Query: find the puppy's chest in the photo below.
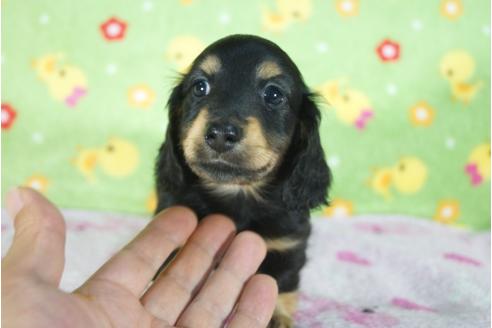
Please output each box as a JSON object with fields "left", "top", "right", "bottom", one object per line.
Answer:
{"left": 179, "top": 189, "right": 306, "bottom": 238}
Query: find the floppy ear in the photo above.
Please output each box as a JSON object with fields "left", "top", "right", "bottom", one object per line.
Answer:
{"left": 154, "top": 83, "right": 187, "bottom": 204}
{"left": 282, "top": 93, "right": 332, "bottom": 211}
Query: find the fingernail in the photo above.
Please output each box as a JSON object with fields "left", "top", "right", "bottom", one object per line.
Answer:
{"left": 6, "top": 187, "right": 25, "bottom": 219}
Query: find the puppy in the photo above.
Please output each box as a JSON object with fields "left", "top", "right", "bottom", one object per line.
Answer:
{"left": 155, "top": 34, "right": 331, "bottom": 327}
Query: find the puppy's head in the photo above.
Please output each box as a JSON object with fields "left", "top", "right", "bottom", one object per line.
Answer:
{"left": 159, "top": 35, "right": 330, "bottom": 206}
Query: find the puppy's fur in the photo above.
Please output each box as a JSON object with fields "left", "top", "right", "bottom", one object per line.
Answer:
{"left": 155, "top": 34, "right": 331, "bottom": 327}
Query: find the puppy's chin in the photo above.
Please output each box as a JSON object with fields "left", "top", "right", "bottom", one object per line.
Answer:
{"left": 188, "top": 159, "right": 273, "bottom": 185}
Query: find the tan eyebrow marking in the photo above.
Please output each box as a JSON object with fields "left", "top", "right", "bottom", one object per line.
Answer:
{"left": 198, "top": 55, "right": 221, "bottom": 75}
{"left": 256, "top": 61, "right": 282, "bottom": 79}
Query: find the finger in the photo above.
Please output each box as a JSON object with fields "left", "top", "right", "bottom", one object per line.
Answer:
{"left": 141, "top": 215, "right": 236, "bottom": 325}
{"left": 2, "top": 187, "right": 66, "bottom": 285}
{"left": 228, "top": 274, "right": 278, "bottom": 328}
{"left": 176, "top": 231, "right": 266, "bottom": 328}
{"left": 79, "top": 207, "right": 197, "bottom": 296}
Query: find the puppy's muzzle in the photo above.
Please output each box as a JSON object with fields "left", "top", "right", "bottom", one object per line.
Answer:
{"left": 205, "top": 122, "right": 243, "bottom": 153}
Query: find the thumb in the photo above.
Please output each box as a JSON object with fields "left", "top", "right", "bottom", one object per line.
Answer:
{"left": 3, "top": 187, "right": 66, "bottom": 286}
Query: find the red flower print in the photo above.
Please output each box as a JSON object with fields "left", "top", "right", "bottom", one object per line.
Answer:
{"left": 1, "top": 103, "right": 17, "bottom": 130}
{"left": 376, "top": 39, "right": 400, "bottom": 62}
{"left": 100, "top": 17, "right": 127, "bottom": 41}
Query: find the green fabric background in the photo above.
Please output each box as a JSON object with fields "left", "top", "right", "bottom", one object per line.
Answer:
{"left": 2, "top": 0, "right": 490, "bottom": 229}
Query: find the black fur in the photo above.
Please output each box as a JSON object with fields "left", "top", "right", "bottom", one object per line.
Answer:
{"left": 154, "top": 34, "right": 331, "bottom": 326}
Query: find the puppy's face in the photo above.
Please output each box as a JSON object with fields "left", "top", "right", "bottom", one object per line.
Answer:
{"left": 176, "top": 36, "right": 306, "bottom": 187}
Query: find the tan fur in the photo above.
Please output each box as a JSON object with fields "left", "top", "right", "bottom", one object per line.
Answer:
{"left": 182, "top": 108, "right": 208, "bottom": 161}
{"left": 271, "top": 292, "right": 298, "bottom": 327}
{"left": 265, "top": 238, "right": 300, "bottom": 252}
{"left": 203, "top": 181, "right": 266, "bottom": 201}
{"left": 257, "top": 61, "right": 282, "bottom": 79}
{"left": 183, "top": 113, "right": 280, "bottom": 190}
{"left": 199, "top": 55, "right": 221, "bottom": 75}
{"left": 243, "top": 117, "right": 277, "bottom": 169}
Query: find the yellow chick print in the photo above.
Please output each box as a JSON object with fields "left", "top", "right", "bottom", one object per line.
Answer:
{"left": 318, "top": 80, "right": 374, "bottom": 130}
{"left": 392, "top": 157, "right": 428, "bottom": 194}
{"left": 440, "top": 50, "right": 482, "bottom": 105}
{"left": 276, "top": 0, "right": 312, "bottom": 21}
{"left": 262, "top": 0, "right": 312, "bottom": 32}
{"left": 368, "top": 157, "right": 428, "bottom": 199}
{"left": 367, "top": 167, "right": 393, "bottom": 200}
{"left": 165, "top": 36, "right": 205, "bottom": 73}
{"left": 465, "top": 143, "right": 490, "bottom": 186}
{"left": 73, "top": 137, "right": 140, "bottom": 181}
{"left": 72, "top": 148, "right": 99, "bottom": 182}
{"left": 32, "top": 53, "right": 88, "bottom": 108}
{"left": 261, "top": 7, "right": 290, "bottom": 32}
{"left": 99, "top": 138, "right": 140, "bottom": 177}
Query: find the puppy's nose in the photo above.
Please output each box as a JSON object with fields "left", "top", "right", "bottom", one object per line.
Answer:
{"left": 205, "top": 123, "right": 242, "bottom": 153}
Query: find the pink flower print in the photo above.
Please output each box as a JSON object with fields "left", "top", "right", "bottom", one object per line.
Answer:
{"left": 355, "top": 223, "right": 385, "bottom": 234}
{"left": 443, "top": 253, "right": 482, "bottom": 266}
{"left": 391, "top": 298, "right": 436, "bottom": 312}
{"left": 337, "top": 251, "right": 371, "bottom": 266}
{"left": 295, "top": 294, "right": 400, "bottom": 328}
{"left": 343, "top": 308, "right": 399, "bottom": 327}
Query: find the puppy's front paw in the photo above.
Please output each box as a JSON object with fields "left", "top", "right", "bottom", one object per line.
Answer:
{"left": 268, "top": 311, "right": 294, "bottom": 328}
{"left": 268, "top": 291, "right": 298, "bottom": 328}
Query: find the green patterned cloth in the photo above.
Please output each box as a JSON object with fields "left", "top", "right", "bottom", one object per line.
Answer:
{"left": 2, "top": 0, "right": 490, "bottom": 229}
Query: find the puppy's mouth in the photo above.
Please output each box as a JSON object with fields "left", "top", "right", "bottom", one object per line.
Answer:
{"left": 191, "top": 158, "right": 272, "bottom": 184}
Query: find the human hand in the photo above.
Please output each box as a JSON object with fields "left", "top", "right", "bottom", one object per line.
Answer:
{"left": 2, "top": 187, "right": 277, "bottom": 328}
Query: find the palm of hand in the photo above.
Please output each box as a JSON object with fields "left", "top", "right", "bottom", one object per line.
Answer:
{"left": 2, "top": 188, "right": 277, "bottom": 328}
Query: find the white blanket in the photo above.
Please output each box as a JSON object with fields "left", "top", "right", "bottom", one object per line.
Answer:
{"left": 2, "top": 210, "right": 490, "bottom": 327}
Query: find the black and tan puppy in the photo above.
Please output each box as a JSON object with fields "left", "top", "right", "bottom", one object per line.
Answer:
{"left": 155, "top": 34, "right": 331, "bottom": 327}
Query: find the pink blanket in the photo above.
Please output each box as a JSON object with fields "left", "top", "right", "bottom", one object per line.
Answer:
{"left": 2, "top": 211, "right": 490, "bottom": 327}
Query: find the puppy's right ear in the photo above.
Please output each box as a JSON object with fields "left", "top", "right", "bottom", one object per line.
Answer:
{"left": 155, "top": 82, "right": 185, "bottom": 199}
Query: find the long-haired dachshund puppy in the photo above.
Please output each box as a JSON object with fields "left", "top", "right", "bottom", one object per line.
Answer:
{"left": 155, "top": 34, "right": 331, "bottom": 327}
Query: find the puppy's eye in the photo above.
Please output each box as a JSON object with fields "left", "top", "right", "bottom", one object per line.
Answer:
{"left": 263, "top": 85, "right": 285, "bottom": 106}
{"left": 192, "top": 80, "right": 210, "bottom": 97}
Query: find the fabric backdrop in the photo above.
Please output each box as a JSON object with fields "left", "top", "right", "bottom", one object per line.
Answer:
{"left": 2, "top": 0, "right": 490, "bottom": 230}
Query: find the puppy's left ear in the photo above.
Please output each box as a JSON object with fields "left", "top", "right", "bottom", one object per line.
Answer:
{"left": 282, "top": 92, "right": 331, "bottom": 211}
{"left": 154, "top": 82, "right": 186, "bottom": 209}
